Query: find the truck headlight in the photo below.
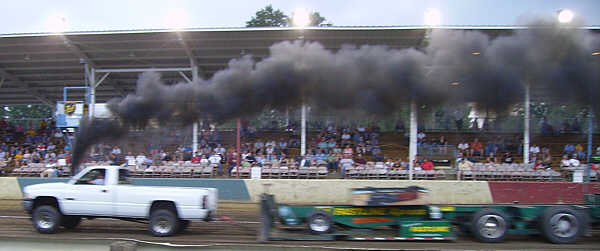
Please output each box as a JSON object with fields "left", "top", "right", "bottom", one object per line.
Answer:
{"left": 278, "top": 206, "right": 292, "bottom": 217}
{"left": 22, "top": 192, "right": 31, "bottom": 200}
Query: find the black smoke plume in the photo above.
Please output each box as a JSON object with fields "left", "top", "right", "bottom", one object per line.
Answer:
{"left": 71, "top": 18, "right": 600, "bottom": 170}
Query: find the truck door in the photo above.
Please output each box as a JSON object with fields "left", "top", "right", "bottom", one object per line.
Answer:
{"left": 61, "top": 168, "right": 113, "bottom": 216}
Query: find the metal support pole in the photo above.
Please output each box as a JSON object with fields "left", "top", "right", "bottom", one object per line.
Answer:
{"left": 301, "top": 104, "right": 307, "bottom": 156}
{"left": 586, "top": 109, "right": 593, "bottom": 183}
{"left": 524, "top": 84, "right": 530, "bottom": 164}
{"left": 192, "top": 123, "right": 198, "bottom": 155}
{"left": 236, "top": 118, "right": 241, "bottom": 178}
{"left": 89, "top": 67, "right": 96, "bottom": 119}
{"left": 409, "top": 101, "right": 418, "bottom": 180}
{"left": 191, "top": 62, "right": 199, "bottom": 156}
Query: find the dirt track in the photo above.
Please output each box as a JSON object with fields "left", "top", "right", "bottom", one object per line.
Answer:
{"left": 0, "top": 202, "right": 599, "bottom": 250}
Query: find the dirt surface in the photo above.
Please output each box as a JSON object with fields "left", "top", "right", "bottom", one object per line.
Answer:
{"left": 1, "top": 202, "right": 599, "bottom": 250}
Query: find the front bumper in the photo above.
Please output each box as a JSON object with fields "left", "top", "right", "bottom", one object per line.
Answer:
{"left": 23, "top": 199, "right": 33, "bottom": 213}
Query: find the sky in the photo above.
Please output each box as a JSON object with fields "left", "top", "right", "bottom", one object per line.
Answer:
{"left": 1, "top": 0, "right": 599, "bottom": 34}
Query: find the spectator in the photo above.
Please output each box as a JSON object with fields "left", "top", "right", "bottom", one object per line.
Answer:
{"left": 575, "top": 144, "right": 585, "bottom": 159}
{"left": 568, "top": 155, "right": 581, "bottom": 169}
{"left": 458, "top": 141, "right": 469, "bottom": 156}
{"left": 534, "top": 159, "right": 546, "bottom": 170}
{"left": 40, "top": 165, "right": 59, "bottom": 178}
{"left": 470, "top": 138, "right": 483, "bottom": 157}
{"left": 372, "top": 146, "right": 384, "bottom": 162}
{"left": 420, "top": 158, "right": 434, "bottom": 171}
{"left": 191, "top": 153, "right": 202, "bottom": 164}
{"left": 355, "top": 154, "right": 367, "bottom": 166}
{"left": 326, "top": 152, "right": 339, "bottom": 173}
{"left": 135, "top": 152, "right": 146, "bottom": 166}
{"left": 501, "top": 152, "right": 513, "bottom": 164}
{"left": 343, "top": 145, "right": 353, "bottom": 157}
{"left": 385, "top": 158, "right": 395, "bottom": 169}
{"left": 563, "top": 144, "right": 575, "bottom": 155}
{"left": 339, "top": 156, "right": 354, "bottom": 178}
{"left": 453, "top": 108, "right": 464, "bottom": 131}
{"left": 486, "top": 153, "right": 498, "bottom": 164}
{"left": 111, "top": 146, "right": 121, "bottom": 155}
{"left": 209, "top": 153, "right": 223, "bottom": 175}
{"left": 529, "top": 144, "right": 540, "bottom": 158}
{"left": 560, "top": 155, "right": 570, "bottom": 169}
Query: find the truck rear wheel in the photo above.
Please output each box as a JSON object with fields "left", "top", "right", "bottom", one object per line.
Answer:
{"left": 471, "top": 208, "right": 509, "bottom": 243}
{"left": 32, "top": 205, "right": 62, "bottom": 234}
{"left": 61, "top": 216, "right": 82, "bottom": 229}
{"left": 149, "top": 209, "right": 180, "bottom": 237}
{"left": 307, "top": 210, "right": 333, "bottom": 234}
{"left": 540, "top": 206, "right": 582, "bottom": 244}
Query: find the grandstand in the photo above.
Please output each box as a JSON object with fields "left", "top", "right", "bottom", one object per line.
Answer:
{"left": 0, "top": 26, "right": 599, "bottom": 181}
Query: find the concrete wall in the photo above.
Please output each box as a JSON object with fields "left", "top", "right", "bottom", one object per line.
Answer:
{"left": 0, "top": 177, "right": 22, "bottom": 200}
{"left": 244, "top": 179, "right": 493, "bottom": 205}
{"left": 2, "top": 177, "right": 597, "bottom": 206}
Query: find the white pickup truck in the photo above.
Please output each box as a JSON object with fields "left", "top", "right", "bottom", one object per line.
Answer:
{"left": 22, "top": 166, "right": 218, "bottom": 236}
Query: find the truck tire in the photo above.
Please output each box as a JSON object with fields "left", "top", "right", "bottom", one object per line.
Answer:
{"left": 61, "top": 216, "right": 82, "bottom": 230}
{"left": 307, "top": 210, "right": 333, "bottom": 234}
{"left": 471, "top": 208, "right": 509, "bottom": 243}
{"left": 540, "top": 206, "right": 582, "bottom": 244}
{"left": 32, "top": 205, "right": 62, "bottom": 234}
{"left": 149, "top": 209, "right": 180, "bottom": 237}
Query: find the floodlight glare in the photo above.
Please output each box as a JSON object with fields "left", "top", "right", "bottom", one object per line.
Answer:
{"left": 558, "top": 9, "right": 574, "bottom": 23}
{"left": 292, "top": 8, "right": 310, "bottom": 28}
{"left": 424, "top": 8, "right": 441, "bottom": 26}
{"left": 164, "top": 8, "right": 188, "bottom": 30}
{"left": 46, "top": 13, "right": 68, "bottom": 33}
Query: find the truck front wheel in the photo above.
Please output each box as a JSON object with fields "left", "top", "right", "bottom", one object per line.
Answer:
{"left": 32, "top": 205, "right": 62, "bottom": 234}
{"left": 307, "top": 210, "right": 333, "bottom": 234}
{"left": 149, "top": 209, "right": 180, "bottom": 237}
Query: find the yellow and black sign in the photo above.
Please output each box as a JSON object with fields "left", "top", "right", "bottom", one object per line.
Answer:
{"left": 332, "top": 207, "right": 426, "bottom": 216}
{"left": 64, "top": 102, "right": 77, "bottom": 115}
{"left": 409, "top": 226, "right": 450, "bottom": 232}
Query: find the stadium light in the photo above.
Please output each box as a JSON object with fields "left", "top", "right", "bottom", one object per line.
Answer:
{"left": 164, "top": 8, "right": 188, "bottom": 30}
{"left": 471, "top": 52, "right": 481, "bottom": 55}
{"left": 592, "top": 51, "right": 600, "bottom": 56}
{"left": 450, "top": 82, "right": 460, "bottom": 86}
{"left": 292, "top": 8, "right": 310, "bottom": 28}
{"left": 424, "top": 8, "right": 441, "bottom": 26}
{"left": 45, "top": 13, "right": 68, "bottom": 33}
{"left": 557, "top": 9, "right": 574, "bottom": 23}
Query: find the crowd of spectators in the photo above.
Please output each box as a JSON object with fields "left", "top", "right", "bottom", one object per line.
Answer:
{"left": 2, "top": 116, "right": 600, "bottom": 180}
{"left": 0, "top": 119, "right": 69, "bottom": 176}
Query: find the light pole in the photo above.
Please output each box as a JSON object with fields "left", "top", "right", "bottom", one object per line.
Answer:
{"left": 292, "top": 9, "right": 310, "bottom": 157}
{"left": 557, "top": 9, "right": 574, "bottom": 24}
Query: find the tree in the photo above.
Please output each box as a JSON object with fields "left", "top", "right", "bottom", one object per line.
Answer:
{"left": 246, "top": 5, "right": 330, "bottom": 28}
{"left": 3, "top": 105, "right": 53, "bottom": 120}
{"left": 246, "top": 5, "right": 288, "bottom": 27}
{"left": 288, "top": 11, "right": 328, "bottom": 27}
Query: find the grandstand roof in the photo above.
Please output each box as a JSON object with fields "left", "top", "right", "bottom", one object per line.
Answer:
{"left": 0, "top": 26, "right": 598, "bottom": 106}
